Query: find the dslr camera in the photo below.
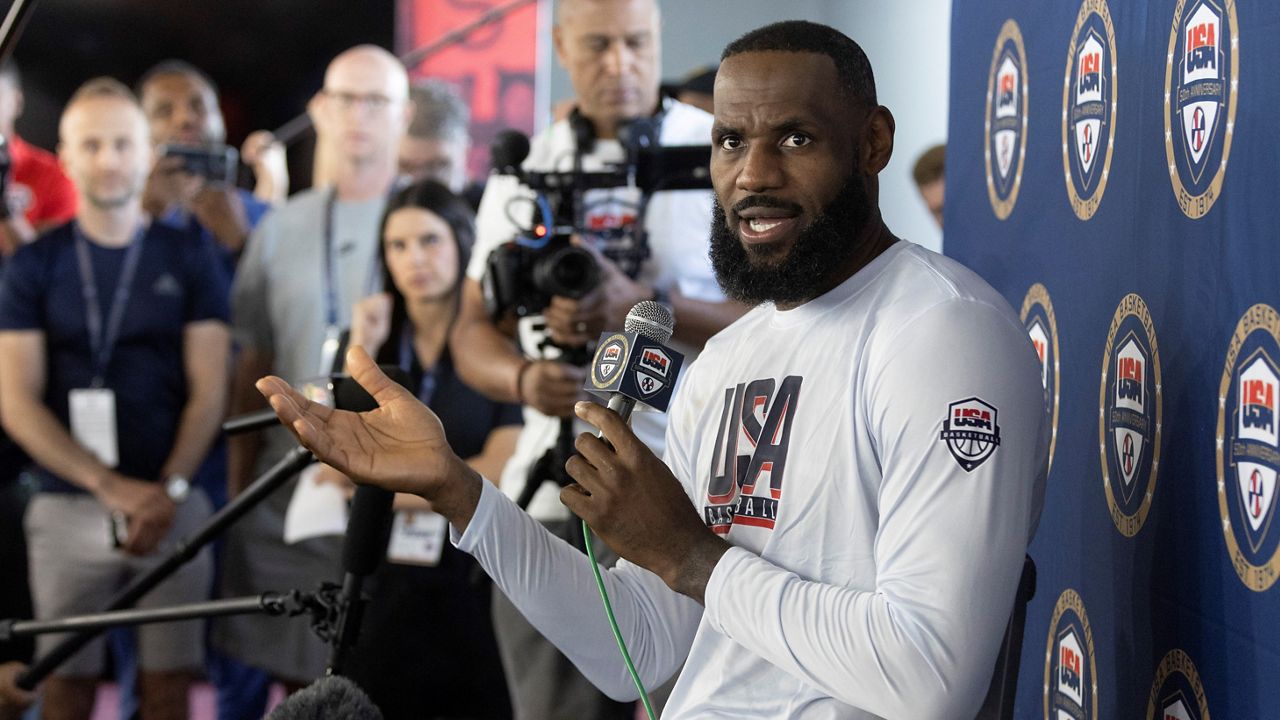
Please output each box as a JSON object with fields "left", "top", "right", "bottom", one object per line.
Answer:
{"left": 481, "top": 117, "right": 711, "bottom": 321}
{"left": 157, "top": 143, "right": 239, "bottom": 185}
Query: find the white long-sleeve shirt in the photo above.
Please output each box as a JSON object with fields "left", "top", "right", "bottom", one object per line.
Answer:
{"left": 455, "top": 241, "right": 1048, "bottom": 719}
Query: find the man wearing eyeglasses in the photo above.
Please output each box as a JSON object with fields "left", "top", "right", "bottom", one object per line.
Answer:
{"left": 214, "top": 44, "right": 412, "bottom": 692}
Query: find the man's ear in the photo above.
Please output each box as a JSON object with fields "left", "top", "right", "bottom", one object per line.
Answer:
{"left": 860, "top": 106, "right": 895, "bottom": 176}
{"left": 552, "top": 24, "right": 568, "bottom": 69}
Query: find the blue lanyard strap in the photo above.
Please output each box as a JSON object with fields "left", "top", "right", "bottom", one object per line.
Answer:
{"left": 73, "top": 223, "right": 147, "bottom": 386}
{"left": 398, "top": 327, "right": 438, "bottom": 406}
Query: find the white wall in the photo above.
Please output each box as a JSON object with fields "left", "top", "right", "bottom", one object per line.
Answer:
{"left": 546, "top": 0, "right": 951, "bottom": 252}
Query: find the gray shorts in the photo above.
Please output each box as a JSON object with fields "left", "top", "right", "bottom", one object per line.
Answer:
{"left": 24, "top": 490, "right": 213, "bottom": 677}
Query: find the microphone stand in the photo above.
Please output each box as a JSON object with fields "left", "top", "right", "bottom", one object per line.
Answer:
{"left": 1, "top": 591, "right": 336, "bottom": 643}
{"left": 14, "top": 446, "right": 315, "bottom": 691}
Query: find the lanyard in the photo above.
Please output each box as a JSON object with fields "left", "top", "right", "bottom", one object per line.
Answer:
{"left": 398, "top": 327, "right": 438, "bottom": 406}
{"left": 73, "top": 223, "right": 147, "bottom": 386}
{"left": 322, "top": 189, "right": 342, "bottom": 329}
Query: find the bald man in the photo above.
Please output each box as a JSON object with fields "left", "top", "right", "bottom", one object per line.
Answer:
{"left": 215, "top": 45, "right": 411, "bottom": 688}
{"left": 0, "top": 78, "right": 230, "bottom": 720}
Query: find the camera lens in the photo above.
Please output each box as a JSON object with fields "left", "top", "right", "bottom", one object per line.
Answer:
{"left": 535, "top": 246, "right": 600, "bottom": 299}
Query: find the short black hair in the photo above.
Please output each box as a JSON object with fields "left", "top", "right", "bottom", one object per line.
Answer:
{"left": 135, "top": 59, "right": 219, "bottom": 98}
{"left": 721, "top": 20, "right": 876, "bottom": 107}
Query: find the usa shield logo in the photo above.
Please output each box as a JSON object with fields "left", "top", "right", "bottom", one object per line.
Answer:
{"left": 1100, "top": 294, "right": 1162, "bottom": 537}
{"left": 1074, "top": 32, "right": 1104, "bottom": 176}
{"left": 939, "top": 397, "right": 1001, "bottom": 472}
{"left": 985, "top": 19, "right": 1027, "bottom": 220}
{"left": 1056, "top": 629, "right": 1084, "bottom": 707}
{"left": 1180, "top": 2, "right": 1221, "bottom": 173}
{"left": 590, "top": 334, "right": 629, "bottom": 390}
{"left": 1217, "top": 305, "right": 1280, "bottom": 591}
{"left": 1113, "top": 335, "right": 1147, "bottom": 491}
{"left": 1044, "top": 588, "right": 1097, "bottom": 720}
{"left": 1164, "top": 0, "right": 1238, "bottom": 219}
{"left": 1235, "top": 354, "right": 1278, "bottom": 547}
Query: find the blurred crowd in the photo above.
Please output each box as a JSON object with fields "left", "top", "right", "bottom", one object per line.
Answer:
{"left": 0, "top": 0, "right": 741, "bottom": 718}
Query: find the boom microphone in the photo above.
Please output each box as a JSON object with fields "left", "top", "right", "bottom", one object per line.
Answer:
{"left": 265, "top": 674, "right": 384, "bottom": 720}
{"left": 584, "top": 300, "right": 684, "bottom": 426}
{"left": 328, "top": 367, "right": 412, "bottom": 675}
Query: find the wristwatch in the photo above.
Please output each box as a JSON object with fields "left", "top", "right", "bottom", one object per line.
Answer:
{"left": 164, "top": 474, "right": 191, "bottom": 504}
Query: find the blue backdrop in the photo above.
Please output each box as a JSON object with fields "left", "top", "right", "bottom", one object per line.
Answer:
{"left": 945, "top": 1, "right": 1278, "bottom": 718}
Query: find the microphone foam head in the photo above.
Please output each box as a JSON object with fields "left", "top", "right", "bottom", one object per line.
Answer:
{"left": 624, "top": 300, "right": 675, "bottom": 344}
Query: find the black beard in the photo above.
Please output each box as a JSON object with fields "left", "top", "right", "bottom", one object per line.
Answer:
{"left": 709, "top": 170, "right": 871, "bottom": 306}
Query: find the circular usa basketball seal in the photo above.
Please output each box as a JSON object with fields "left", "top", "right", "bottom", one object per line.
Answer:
{"left": 1061, "top": 0, "right": 1118, "bottom": 220}
{"left": 1099, "top": 293, "right": 1163, "bottom": 537}
{"left": 1146, "top": 649, "right": 1211, "bottom": 720}
{"left": 1164, "top": 0, "right": 1239, "bottom": 219}
{"left": 985, "top": 19, "right": 1029, "bottom": 220}
{"left": 590, "top": 333, "right": 629, "bottom": 390}
{"left": 1021, "top": 284, "right": 1061, "bottom": 473}
{"left": 1216, "top": 304, "right": 1280, "bottom": 591}
{"left": 1043, "top": 588, "right": 1098, "bottom": 720}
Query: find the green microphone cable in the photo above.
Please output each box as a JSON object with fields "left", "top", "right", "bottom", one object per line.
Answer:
{"left": 582, "top": 519, "right": 658, "bottom": 720}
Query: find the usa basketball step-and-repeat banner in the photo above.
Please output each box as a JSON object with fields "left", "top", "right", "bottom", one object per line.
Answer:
{"left": 947, "top": 1, "right": 1278, "bottom": 718}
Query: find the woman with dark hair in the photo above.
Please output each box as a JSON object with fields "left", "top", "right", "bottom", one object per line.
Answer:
{"left": 332, "top": 179, "right": 520, "bottom": 719}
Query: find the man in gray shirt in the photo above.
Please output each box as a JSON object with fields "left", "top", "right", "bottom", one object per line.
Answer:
{"left": 215, "top": 44, "right": 411, "bottom": 688}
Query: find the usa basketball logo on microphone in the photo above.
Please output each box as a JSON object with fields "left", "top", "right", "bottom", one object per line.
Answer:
{"left": 939, "top": 397, "right": 1001, "bottom": 472}
{"left": 591, "top": 334, "right": 629, "bottom": 389}
{"left": 1216, "top": 304, "right": 1280, "bottom": 591}
{"left": 1062, "top": 0, "right": 1117, "bottom": 220}
{"left": 985, "top": 19, "right": 1028, "bottom": 220}
{"left": 1100, "top": 293, "right": 1163, "bottom": 537}
{"left": 1145, "top": 649, "right": 1211, "bottom": 720}
{"left": 1043, "top": 588, "right": 1097, "bottom": 720}
{"left": 1164, "top": 0, "right": 1239, "bottom": 219}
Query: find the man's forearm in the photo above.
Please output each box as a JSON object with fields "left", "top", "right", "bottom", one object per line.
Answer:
{"left": 0, "top": 393, "right": 112, "bottom": 492}
{"left": 159, "top": 388, "right": 225, "bottom": 481}
{"left": 452, "top": 282, "right": 527, "bottom": 403}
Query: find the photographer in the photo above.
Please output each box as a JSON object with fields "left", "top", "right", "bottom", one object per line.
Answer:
{"left": 138, "top": 60, "right": 284, "bottom": 264}
{"left": 451, "top": 0, "right": 744, "bottom": 716}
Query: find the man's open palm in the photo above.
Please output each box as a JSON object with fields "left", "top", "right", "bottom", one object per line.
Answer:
{"left": 256, "top": 347, "right": 455, "bottom": 496}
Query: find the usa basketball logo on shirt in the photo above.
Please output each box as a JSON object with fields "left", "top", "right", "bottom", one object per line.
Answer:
{"left": 1145, "top": 649, "right": 1211, "bottom": 720}
{"left": 1043, "top": 588, "right": 1097, "bottom": 720}
{"left": 1216, "top": 304, "right": 1280, "bottom": 591}
{"left": 939, "top": 397, "right": 1001, "bottom": 472}
{"left": 702, "top": 376, "right": 802, "bottom": 534}
{"left": 1164, "top": 0, "right": 1239, "bottom": 219}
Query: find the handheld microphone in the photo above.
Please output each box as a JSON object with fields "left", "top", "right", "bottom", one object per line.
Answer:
{"left": 584, "top": 300, "right": 684, "bottom": 426}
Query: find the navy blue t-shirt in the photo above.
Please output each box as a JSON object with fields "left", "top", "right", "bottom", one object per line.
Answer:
{"left": 0, "top": 222, "right": 230, "bottom": 493}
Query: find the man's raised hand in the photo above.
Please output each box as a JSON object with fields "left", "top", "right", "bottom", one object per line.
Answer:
{"left": 256, "top": 346, "right": 484, "bottom": 526}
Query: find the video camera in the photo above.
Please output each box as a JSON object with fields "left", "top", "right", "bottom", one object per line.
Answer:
{"left": 481, "top": 116, "right": 712, "bottom": 321}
